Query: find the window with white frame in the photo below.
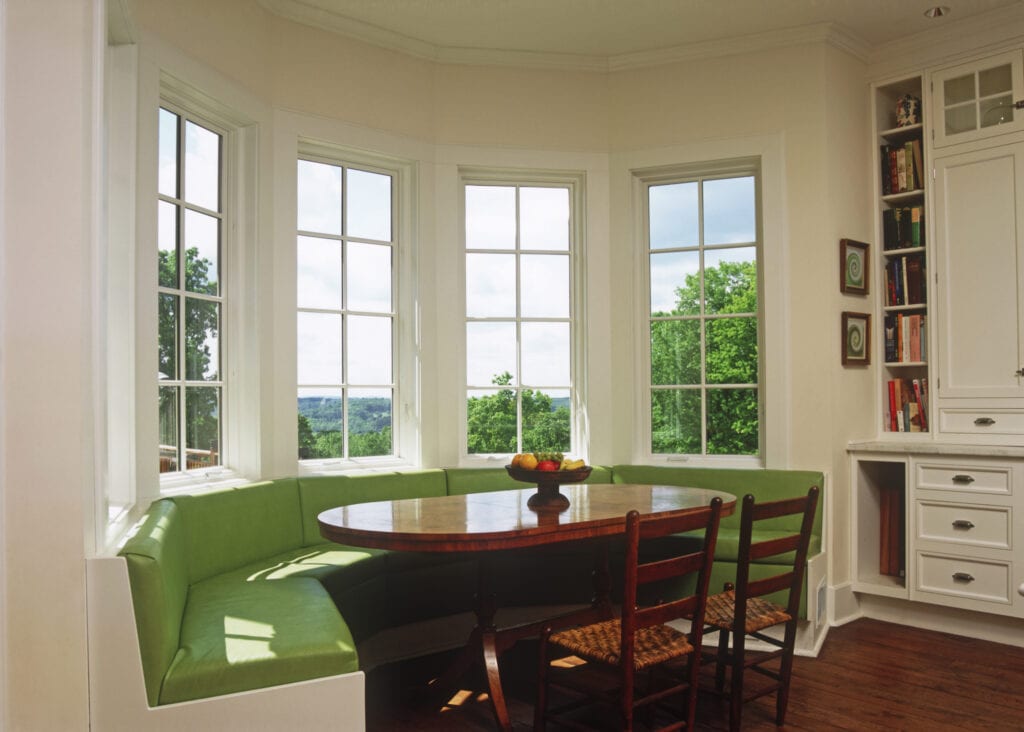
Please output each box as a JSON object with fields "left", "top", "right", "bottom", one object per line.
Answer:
{"left": 157, "top": 106, "right": 225, "bottom": 473}
{"left": 643, "top": 164, "right": 762, "bottom": 457}
{"left": 462, "top": 176, "right": 577, "bottom": 456}
{"left": 296, "top": 157, "right": 396, "bottom": 461}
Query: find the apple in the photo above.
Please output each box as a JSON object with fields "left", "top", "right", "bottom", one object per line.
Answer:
{"left": 536, "top": 460, "right": 559, "bottom": 471}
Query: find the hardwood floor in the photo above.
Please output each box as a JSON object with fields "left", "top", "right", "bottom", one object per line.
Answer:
{"left": 365, "top": 618, "right": 1024, "bottom": 730}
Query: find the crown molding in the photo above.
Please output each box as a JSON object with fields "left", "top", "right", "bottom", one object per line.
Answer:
{"left": 259, "top": 0, "right": 870, "bottom": 73}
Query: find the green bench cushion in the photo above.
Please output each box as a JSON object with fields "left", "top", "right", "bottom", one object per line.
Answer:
{"left": 160, "top": 576, "right": 358, "bottom": 704}
{"left": 444, "top": 465, "right": 613, "bottom": 495}
{"left": 298, "top": 470, "right": 448, "bottom": 546}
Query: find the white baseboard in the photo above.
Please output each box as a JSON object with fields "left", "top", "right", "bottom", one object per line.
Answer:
{"left": 856, "top": 593, "right": 1024, "bottom": 648}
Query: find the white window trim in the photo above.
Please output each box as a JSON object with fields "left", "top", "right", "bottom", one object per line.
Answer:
{"left": 295, "top": 139, "right": 419, "bottom": 475}
{"left": 457, "top": 167, "right": 587, "bottom": 467}
{"left": 621, "top": 135, "right": 789, "bottom": 469}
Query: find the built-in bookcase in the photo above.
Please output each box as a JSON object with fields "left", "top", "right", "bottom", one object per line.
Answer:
{"left": 874, "top": 76, "right": 930, "bottom": 435}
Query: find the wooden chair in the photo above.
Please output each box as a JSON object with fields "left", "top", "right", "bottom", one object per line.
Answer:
{"left": 534, "top": 497, "right": 723, "bottom": 731}
{"left": 703, "top": 486, "right": 819, "bottom": 731}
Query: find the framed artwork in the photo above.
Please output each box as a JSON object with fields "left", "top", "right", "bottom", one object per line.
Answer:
{"left": 840, "top": 238, "right": 869, "bottom": 295}
{"left": 842, "top": 311, "right": 871, "bottom": 366}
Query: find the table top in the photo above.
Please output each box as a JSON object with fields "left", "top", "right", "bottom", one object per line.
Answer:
{"left": 318, "top": 483, "right": 736, "bottom": 552}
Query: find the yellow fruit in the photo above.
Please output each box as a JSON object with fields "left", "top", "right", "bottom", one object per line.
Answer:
{"left": 519, "top": 454, "right": 538, "bottom": 470}
{"left": 510, "top": 453, "right": 523, "bottom": 467}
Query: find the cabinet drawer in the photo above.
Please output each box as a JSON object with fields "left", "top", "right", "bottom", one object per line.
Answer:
{"left": 915, "top": 462, "right": 1012, "bottom": 495}
{"left": 938, "top": 409, "right": 1024, "bottom": 436}
{"left": 915, "top": 552, "right": 1011, "bottom": 604}
{"left": 916, "top": 500, "right": 1011, "bottom": 549}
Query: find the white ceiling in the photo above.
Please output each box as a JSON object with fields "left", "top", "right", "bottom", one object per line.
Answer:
{"left": 261, "top": 0, "right": 1024, "bottom": 63}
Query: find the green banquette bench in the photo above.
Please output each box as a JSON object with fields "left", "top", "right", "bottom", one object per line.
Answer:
{"left": 120, "top": 465, "right": 823, "bottom": 707}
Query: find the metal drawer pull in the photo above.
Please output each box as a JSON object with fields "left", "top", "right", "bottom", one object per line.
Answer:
{"left": 951, "top": 519, "right": 975, "bottom": 530}
{"left": 952, "top": 572, "right": 975, "bottom": 583}
{"left": 951, "top": 474, "right": 975, "bottom": 484}
{"left": 973, "top": 417, "right": 996, "bottom": 426}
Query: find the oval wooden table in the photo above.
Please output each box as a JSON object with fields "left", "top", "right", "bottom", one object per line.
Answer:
{"left": 319, "top": 483, "right": 736, "bottom": 731}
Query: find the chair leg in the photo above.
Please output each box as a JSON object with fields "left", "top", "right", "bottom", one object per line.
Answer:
{"left": 715, "top": 627, "right": 729, "bottom": 694}
{"left": 775, "top": 619, "right": 799, "bottom": 726}
{"left": 729, "top": 629, "right": 745, "bottom": 732}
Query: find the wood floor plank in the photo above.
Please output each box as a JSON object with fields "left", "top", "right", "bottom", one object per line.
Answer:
{"left": 365, "top": 618, "right": 1024, "bottom": 730}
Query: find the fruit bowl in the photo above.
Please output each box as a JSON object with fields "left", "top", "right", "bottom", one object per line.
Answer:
{"left": 506, "top": 464, "right": 592, "bottom": 510}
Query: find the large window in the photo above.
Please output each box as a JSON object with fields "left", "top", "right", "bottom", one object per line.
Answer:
{"left": 157, "top": 106, "right": 225, "bottom": 473}
{"left": 463, "top": 177, "right": 577, "bottom": 455}
{"left": 644, "top": 166, "right": 762, "bottom": 457}
{"left": 296, "top": 157, "right": 396, "bottom": 462}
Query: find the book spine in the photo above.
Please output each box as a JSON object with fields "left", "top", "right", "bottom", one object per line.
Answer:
{"left": 888, "top": 380, "right": 898, "bottom": 432}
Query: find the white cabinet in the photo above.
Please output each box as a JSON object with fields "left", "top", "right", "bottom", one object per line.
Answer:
{"left": 931, "top": 49, "right": 1024, "bottom": 148}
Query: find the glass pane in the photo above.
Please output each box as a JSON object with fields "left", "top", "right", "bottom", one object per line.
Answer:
{"left": 649, "top": 182, "right": 698, "bottom": 250}
{"left": 158, "top": 108, "right": 178, "bottom": 198}
{"left": 522, "top": 388, "right": 570, "bottom": 453}
{"left": 979, "top": 64, "right": 1012, "bottom": 97}
{"left": 466, "top": 185, "right": 515, "bottom": 249}
{"left": 466, "top": 321, "right": 516, "bottom": 387}
{"left": 297, "top": 235, "right": 341, "bottom": 310}
{"left": 704, "top": 247, "right": 758, "bottom": 315}
{"left": 297, "top": 387, "right": 342, "bottom": 460}
{"left": 651, "top": 389, "right": 701, "bottom": 454}
{"left": 298, "top": 160, "right": 342, "bottom": 236}
{"left": 158, "top": 386, "right": 179, "bottom": 473}
{"left": 185, "top": 298, "right": 219, "bottom": 381}
{"left": 944, "top": 73, "right": 976, "bottom": 105}
{"left": 466, "top": 253, "right": 516, "bottom": 317}
{"left": 347, "top": 242, "right": 392, "bottom": 313}
{"left": 185, "top": 386, "right": 220, "bottom": 468}
{"left": 650, "top": 251, "right": 699, "bottom": 315}
{"left": 184, "top": 120, "right": 220, "bottom": 212}
{"left": 467, "top": 388, "right": 517, "bottom": 454}
{"left": 520, "top": 187, "right": 569, "bottom": 251}
{"left": 980, "top": 95, "right": 1015, "bottom": 128}
{"left": 158, "top": 293, "right": 177, "bottom": 380}
{"left": 706, "top": 316, "right": 758, "bottom": 384}
{"left": 521, "top": 322, "right": 570, "bottom": 386}
{"left": 650, "top": 319, "right": 700, "bottom": 385}
{"left": 707, "top": 388, "right": 758, "bottom": 455}
{"left": 520, "top": 254, "right": 569, "bottom": 318}
{"left": 183, "top": 209, "right": 219, "bottom": 295}
{"left": 346, "top": 169, "right": 392, "bottom": 241}
{"left": 348, "top": 388, "right": 392, "bottom": 457}
{"left": 347, "top": 315, "right": 392, "bottom": 385}
{"left": 704, "top": 176, "right": 755, "bottom": 245}
{"left": 158, "top": 201, "right": 178, "bottom": 288}
{"left": 297, "top": 311, "right": 342, "bottom": 385}
{"left": 945, "top": 104, "right": 977, "bottom": 135}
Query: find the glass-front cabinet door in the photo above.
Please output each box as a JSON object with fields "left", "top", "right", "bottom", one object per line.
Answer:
{"left": 931, "top": 49, "right": 1024, "bottom": 148}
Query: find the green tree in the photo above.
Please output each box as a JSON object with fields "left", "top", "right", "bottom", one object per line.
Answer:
{"left": 466, "top": 372, "right": 571, "bottom": 454}
{"left": 650, "top": 260, "right": 759, "bottom": 455}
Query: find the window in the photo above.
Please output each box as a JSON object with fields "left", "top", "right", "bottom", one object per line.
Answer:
{"left": 157, "top": 106, "right": 225, "bottom": 473}
{"left": 644, "top": 165, "right": 762, "bottom": 457}
{"left": 462, "top": 176, "right": 577, "bottom": 456}
{"left": 296, "top": 157, "right": 396, "bottom": 462}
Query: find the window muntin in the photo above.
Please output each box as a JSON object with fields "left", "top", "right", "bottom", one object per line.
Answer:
{"left": 646, "top": 171, "right": 761, "bottom": 457}
{"left": 463, "top": 181, "right": 574, "bottom": 455}
{"left": 296, "top": 158, "right": 396, "bottom": 462}
{"left": 157, "top": 107, "right": 225, "bottom": 474}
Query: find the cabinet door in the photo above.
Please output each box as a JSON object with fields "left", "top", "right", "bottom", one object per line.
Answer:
{"left": 933, "top": 141, "right": 1024, "bottom": 399}
{"left": 931, "top": 50, "right": 1024, "bottom": 148}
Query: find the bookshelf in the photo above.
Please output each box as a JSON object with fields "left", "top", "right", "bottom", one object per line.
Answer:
{"left": 852, "top": 456, "right": 908, "bottom": 597}
{"left": 874, "top": 76, "right": 929, "bottom": 435}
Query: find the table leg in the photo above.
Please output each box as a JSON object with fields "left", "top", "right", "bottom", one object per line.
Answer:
{"left": 591, "top": 540, "right": 615, "bottom": 620}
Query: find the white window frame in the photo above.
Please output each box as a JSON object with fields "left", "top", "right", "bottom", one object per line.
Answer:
{"left": 295, "top": 139, "right": 418, "bottom": 473}
{"left": 634, "top": 156, "right": 772, "bottom": 468}
{"left": 458, "top": 168, "right": 586, "bottom": 466}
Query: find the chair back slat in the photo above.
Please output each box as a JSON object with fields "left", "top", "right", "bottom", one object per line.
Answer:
{"left": 751, "top": 494, "right": 814, "bottom": 522}
{"left": 748, "top": 533, "right": 800, "bottom": 562}
{"left": 636, "top": 552, "right": 705, "bottom": 585}
{"left": 746, "top": 571, "right": 794, "bottom": 599}
{"left": 635, "top": 595, "right": 699, "bottom": 629}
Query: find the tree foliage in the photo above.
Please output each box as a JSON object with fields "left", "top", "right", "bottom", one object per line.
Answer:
{"left": 650, "top": 259, "right": 759, "bottom": 456}
{"left": 466, "top": 372, "right": 571, "bottom": 454}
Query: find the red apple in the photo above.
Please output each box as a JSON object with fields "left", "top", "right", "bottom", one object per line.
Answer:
{"left": 536, "top": 460, "right": 559, "bottom": 471}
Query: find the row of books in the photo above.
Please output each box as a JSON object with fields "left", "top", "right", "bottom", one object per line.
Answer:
{"left": 880, "top": 138, "right": 924, "bottom": 195}
{"left": 884, "top": 313, "right": 926, "bottom": 364}
{"left": 882, "top": 205, "right": 924, "bottom": 250}
{"left": 884, "top": 253, "right": 926, "bottom": 307}
{"left": 886, "top": 377, "right": 928, "bottom": 432}
{"left": 878, "top": 484, "right": 905, "bottom": 578}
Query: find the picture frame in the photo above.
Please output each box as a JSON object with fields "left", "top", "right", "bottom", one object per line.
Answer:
{"left": 840, "top": 238, "right": 870, "bottom": 295}
{"left": 842, "top": 311, "right": 871, "bottom": 366}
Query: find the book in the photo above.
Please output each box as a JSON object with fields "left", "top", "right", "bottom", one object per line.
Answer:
{"left": 904, "top": 141, "right": 915, "bottom": 190}
{"left": 896, "top": 147, "right": 907, "bottom": 191}
{"left": 911, "top": 139, "right": 924, "bottom": 191}
{"left": 913, "top": 378, "right": 928, "bottom": 431}
{"left": 909, "top": 315, "right": 921, "bottom": 362}
{"left": 887, "top": 380, "right": 898, "bottom": 432}
{"left": 906, "top": 255, "right": 924, "bottom": 304}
